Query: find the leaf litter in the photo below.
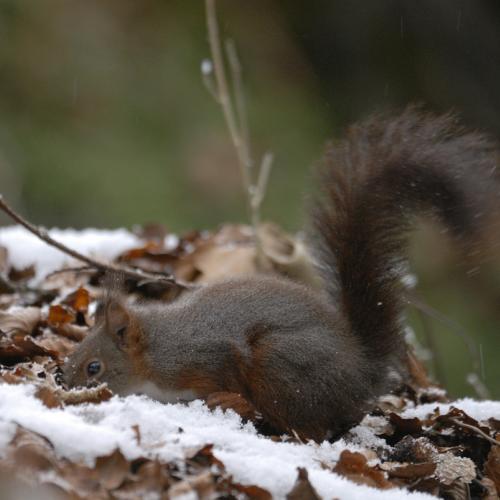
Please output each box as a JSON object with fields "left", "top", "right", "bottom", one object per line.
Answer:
{"left": 0, "top": 225, "right": 499, "bottom": 499}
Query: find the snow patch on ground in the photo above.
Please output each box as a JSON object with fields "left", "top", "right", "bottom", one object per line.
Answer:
{"left": 402, "top": 398, "right": 500, "bottom": 421}
{"left": 1, "top": 226, "right": 497, "bottom": 499}
{"left": 0, "top": 226, "right": 140, "bottom": 281}
{"left": 0, "top": 383, "right": 432, "bottom": 500}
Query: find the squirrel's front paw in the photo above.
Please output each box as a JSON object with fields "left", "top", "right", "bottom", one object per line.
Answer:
{"left": 205, "top": 392, "right": 261, "bottom": 422}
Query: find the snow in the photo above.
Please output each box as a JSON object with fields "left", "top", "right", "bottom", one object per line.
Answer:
{"left": 0, "top": 226, "right": 140, "bottom": 282}
{"left": 0, "top": 383, "right": 433, "bottom": 500}
{"left": 402, "top": 397, "right": 500, "bottom": 421}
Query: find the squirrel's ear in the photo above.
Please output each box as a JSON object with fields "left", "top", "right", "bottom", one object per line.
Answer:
{"left": 105, "top": 299, "right": 130, "bottom": 347}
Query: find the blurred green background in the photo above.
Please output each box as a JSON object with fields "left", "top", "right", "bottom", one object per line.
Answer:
{"left": 0, "top": 0, "right": 499, "bottom": 397}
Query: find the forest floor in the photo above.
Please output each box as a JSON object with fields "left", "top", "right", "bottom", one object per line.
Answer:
{"left": 0, "top": 225, "right": 499, "bottom": 500}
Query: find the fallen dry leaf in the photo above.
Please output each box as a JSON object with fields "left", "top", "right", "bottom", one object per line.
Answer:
{"left": 8, "top": 264, "right": 35, "bottom": 282}
{"left": 62, "top": 287, "right": 90, "bottom": 313}
{"left": 0, "top": 307, "right": 41, "bottom": 335}
{"left": 47, "top": 305, "right": 75, "bottom": 326}
{"left": 187, "top": 444, "right": 225, "bottom": 470}
{"left": 95, "top": 449, "right": 129, "bottom": 490}
{"left": 192, "top": 244, "right": 257, "bottom": 282}
{"left": 387, "top": 462, "right": 436, "bottom": 479}
{"left": 60, "top": 384, "right": 113, "bottom": 405}
{"left": 9, "top": 427, "right": 57, "bottom": 473}
{"left": 35, "top": 385, "right": 63, "bottom": 409}
{"left": 388, "top": 413, "right": 423, "bottom": 438}
{"left": 333, "top": 450, "right": 393, "bottom": 489}
{"left": 232, "top": 482, "right": 272, "bottom": 500}
{"left": 258, "top": 222, "right": 321, "bottom": 288}
{"left": 0, "top": 332, "right": 57, "bottom": 364}
{"left": 36, "top": 330, "right": 77, "bottom": 357}
{"left": 286, "top": 467, "right": 321, "bottom": 500}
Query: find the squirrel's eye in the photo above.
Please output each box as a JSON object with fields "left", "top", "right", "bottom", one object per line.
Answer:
{"left": 86, "top": 360, "right": 102, "bottom": 378}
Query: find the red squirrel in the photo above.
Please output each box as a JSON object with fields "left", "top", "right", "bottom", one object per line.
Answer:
{"left": 63, "top": 107, "right": 500, "bottom": 441}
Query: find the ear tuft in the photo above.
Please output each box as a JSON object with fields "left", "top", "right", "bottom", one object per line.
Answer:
{"left": 105, "top": 299, "right": 130, "bottom": 346}
{"left": 102, "top": 271, "right": 127, "bottom": 294}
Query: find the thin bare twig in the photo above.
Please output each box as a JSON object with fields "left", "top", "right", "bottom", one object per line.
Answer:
{"left": 252, "top": 152, "right": 274, "bottom": 213}
{"left": 0, "top": 195, "right": 186, "bottom": 287}
{"left": 0, "top": 196, "right": 107, "bottom": 270}
{"left": 44, "top": 266, "right": 97, "bottom": 279}
{"left": 205, "top": 0, "right": 251, "bottom": 193}
{"left": 449, "top": 418, "right": 499, "bottom": 446}
{"left": 225, "top": 38, "right": 251, "bottom": 168}
{"left": 204, "top": 0, "right": 273, "bottom": 268}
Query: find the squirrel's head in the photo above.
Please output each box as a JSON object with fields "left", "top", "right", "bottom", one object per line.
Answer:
{"left": 63, "top": 295, "right": 147, "bottom": 395}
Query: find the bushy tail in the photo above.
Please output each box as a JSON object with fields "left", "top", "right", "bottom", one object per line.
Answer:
{"left": 311, "top": 106, "right": 500, "bottom": 362}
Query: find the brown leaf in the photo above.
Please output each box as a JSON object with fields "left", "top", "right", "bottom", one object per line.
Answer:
{"left": 60, "top": 384, "right": 113, "bottom": 405}
{"left": 258, "top": 223, "right": 322, "bottom": 288}
{"left": 36, "top": 330, "right": 77, "bottom": 357}
{"left": 389, "top": 413, "right": 423, "bottom": 437}
{"left": 488, "top": 418, "right": 500, "bottom": 432}
{"left": 333, "top": 450, "right": 393, "bottom": 490}
{"left": 286, "top": 467, "right": 321, "bottom": 500}
{"left": 9, "top": 428, "right": 57, "bottom": 472}
{"left": 48, "top": 305, "right": 75, "bottom": 326}
{"left": 0, "top": 332, "right": 57, "bottom": 364}
{"left": 192, "top": 244, "right": 257, "bottom": 282}
{"left": 168, "top": 480, "right": 196, "bottom": 499}
{"left": 59, "top": 461, "right": 102, "bottom": 496}
{"left": 436, "top": 407, "right": 489, "bottom": 432}
{"left": 8, "top": 264, "right": 35, "bottom": 282}
{"left": 62, "top": 287, "right": 90, "bottom": 313}
{"left": 119, "top": 242, "right": 163, "bottom": 262}
{"left": 232, "top": 482, "right": 272, "bottom": 500}
{"left": 4, "top": 359, "right": 58, "bottom": 385}
{"left": 95, "top": 449, "right": 129, "bottom": 490}
{"left": 187, "top": 470, "right": 216, "bottom": 498}
{"left": 35, "top": 386, "right": 63, "bottom": 409}
{"left": 0, "top": 307, "right": 41, "bottom": 335}
{"left": 484, "top": 445, "right": 500, "bottom": 492}
{"left": 187, "top": 444, "right": 225, "bottom": 470}
{"left": 387, "top": 462, "right": 436, "bottom": 479}
{"left": 134, "top": 459, "right": 170, "bottom": 490}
